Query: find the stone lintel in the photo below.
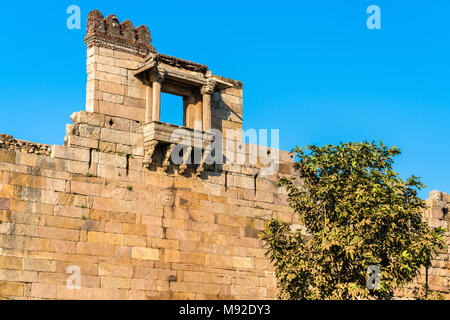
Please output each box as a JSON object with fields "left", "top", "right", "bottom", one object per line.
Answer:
{"left": 155, "top": 53, "right": 208, "bottom": 74}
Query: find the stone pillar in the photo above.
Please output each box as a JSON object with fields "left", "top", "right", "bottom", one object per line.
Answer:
{"left": 145, "top": 84, "right": 153, "bottom": 122}
{"left": 200, "top": 79, "right": 216, "bottom": 131}
{"left": 183, "top": 95, "right": 197, "bottom": 129}
{"left": 194, "top": 96, "right": 203, "bottom": 131}
{"left": 150, "top": 66, "right": 165, "bottom": 122}
{"left": 152, "top": 81, "right": 162, "bottom": 121}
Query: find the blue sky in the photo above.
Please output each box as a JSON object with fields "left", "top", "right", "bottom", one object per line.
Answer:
{"left": 0, "top": 1, "right": 449, "bottom": 198}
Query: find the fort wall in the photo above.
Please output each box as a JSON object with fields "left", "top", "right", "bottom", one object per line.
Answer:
{"left": 0, "top": 10, "right": 447, "bottom": 300}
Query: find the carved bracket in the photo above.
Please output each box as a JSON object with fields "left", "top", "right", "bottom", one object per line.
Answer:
{"left": 178, "top": 146, "right": 193, "bottom": 175}
{"left": 143, "top": 140, "right": 158, "bottom": 168}
{"left": 163, "top": 143, "right": 176, "bottom": 172}
{"left": 143, "top": 121, "right": 215, "bottom": 175}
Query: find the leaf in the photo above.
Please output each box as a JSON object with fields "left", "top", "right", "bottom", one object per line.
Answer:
{"left": 262, "top": 141, "right": 445, "bottom": 300}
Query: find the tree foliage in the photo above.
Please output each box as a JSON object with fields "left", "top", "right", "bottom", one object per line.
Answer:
{"left": 262, "top": 141, "right": 445, "bottom": 300}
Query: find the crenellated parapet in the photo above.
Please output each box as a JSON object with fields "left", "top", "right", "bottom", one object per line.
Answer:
{"left": 85, "top": 10, "right": 156, "bottom": 57}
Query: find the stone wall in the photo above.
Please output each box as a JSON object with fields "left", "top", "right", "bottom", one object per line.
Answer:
{"left": 398, "top": 191, "right": 450, "bottom": 299}
{"left": 0, "top": 9, "right": 447, "bottom": 300}
{"left": 426, "top": 191, "right": 450, "bottom": 297}
{"left": 1, "top": 131, "right": 447, "bottom": 300}
{"left": 211, "top": 77, "right": 244, "bottom": 138}
{"left": 421, "top": 191, "right": 450, "bottom": 299}
{"left": 0, "top": 9, "right": 299, "bottom": 300}
{"left": 0, "top": 106, "right": 297, "bottom": 299}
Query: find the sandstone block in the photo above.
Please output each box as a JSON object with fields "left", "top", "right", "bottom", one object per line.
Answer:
{"left": 54, "top": 205, "right": 84, "bottom": 219}
{"left": 122, "top": 224, "right": 146, "bottom": 236}
{"left": 45, "top": 178, "right": 66, "bottom": 192}
{"left": 67, "top": 135, "right": 99, "bottom": 149}
{"left": 0, "top": 281, "right": 23, "bottom": 296}
{"left": 78, "top": 124, "right": 101, "bottom": 139}
{"left": 23, "top": 258, "right": 57, "bottom": 272}
{"left": 130, "top": 279, "right": 156, "bottom": 291}
{"left": 91, "top": 287, "right": 122, "bottom": 300}
{"left": 163, "top": 249, "right": 181, "bottom": 263}
{"left": 91, "top": 54, "right": 114, "bottom": 65}
{"left": 115, "top": 58, "right": 140, "bottom": 69}
{"left": 100, "top": 128, "right": 131, "bottom": 145}
{"left": 31, "top": 283, "right": 57, "bottom": 299}
{"left": 116, "top": 144, "right": 132, "bottom": 155}
{"left": 99, "top": 141, "right": 116, "bottom": 153}
{"left": 51, "top": 145, "right": 90, "bottom": 162}
{"left": 98, "top": 152, "right": 127, "bottom": 168}
{"left": 9, "top": 173, "right": 45, "bottom": 189}
{"left": 94, "top": 71, "right": 123, "bottom": 85}
{"left": 88, "top": 231, "right": 124, "bottom": 245}
{"left": 93, "top": 197, "right": 124, "bottom": 212}
{"left": 0, "top": 269, "right": 19, "bottom": 282}
{"left": 113, "top": 105, "right": 145, "bottom": 122}
{"left": 39, "top": 226, "right": 80, "bottom": 241}
{"left": 124, "top": 234, "right": 147, "bottom": 247}
{"left": 99, "top": 263, "right": 134, "bottom": 278}
{"left": 181, "top": 252, "right": 206, "bottom": 265}
{"left": 97, "top": 63, "right": 126, "bottom": 76}
{"left": 131, "top": 247, "right": 160, "bottom": 261}
{"left": 0, "top": 184, "right": 14, "bottom": 199}
{"left": 0, "top": 256, "right": 22, "bottom": 270}
{"left": 18, "top": 153, "right": 38, "bottom": 167}
{"left": 99, "top": 81, "right": 125, "bottom": 96}
{"left": 68, "top": 160, "right": 90, "bottom": 175}
{"left": 76, "top": 242, "right": 116, "bottom": 257}
{"left": 0, "top": 150, "right": 16, "bottom": 164}
{"left": 127, "top": 86, "right": 143, "bottom": 99}
{"left": 71, "top": 111, "right": 105, "bottom": 127}
{"left": 209, "top": 255, "right": 233, "bottom": 268}
{"left": 183, "top": 271, "right": 205, "bottom": 283}
{"left": 101, "top": 276, "right": 130, "bottom": 289}
{"left": 0, "top": 198, "right": 10, "bottom": 210}
{"left": 150, "top": 238, "right": 179, "bottom": 250}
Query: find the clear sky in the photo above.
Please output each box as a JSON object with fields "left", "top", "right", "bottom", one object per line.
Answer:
{"left": 0, "top": 0, "right": 449, "bottom": 198}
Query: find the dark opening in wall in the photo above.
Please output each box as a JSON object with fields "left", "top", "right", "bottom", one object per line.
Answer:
{"left": 126, "top": 154, "right": 130, "bottom": 176}
{"left": 161, "top": 93, "right": 183, "bottom": 127}
{"left": 224, "top": 171, "right": 228, "bottom": 191}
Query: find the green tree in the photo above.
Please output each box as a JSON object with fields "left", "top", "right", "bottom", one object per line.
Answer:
{"left": 262, "top": 141, "right": 445, "bottom": 300}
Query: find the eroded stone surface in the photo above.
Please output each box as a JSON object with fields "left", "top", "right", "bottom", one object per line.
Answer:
{"left": 0, "top": 9, "right": 447, "bottom": 301}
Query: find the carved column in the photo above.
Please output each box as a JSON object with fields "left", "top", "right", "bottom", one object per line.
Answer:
{"left": 150, "top": 66, "right": 165, "bottom": 122}
{"left": 201, "top": 79, "right": 216, "bottom": 132}
{"left": 194, "top": 96, "right": 203, "bottom": 131}
{"left": 145, "top": 84, "right": 153, "bottom": 122}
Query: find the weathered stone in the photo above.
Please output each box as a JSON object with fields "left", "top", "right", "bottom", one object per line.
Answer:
{"left": 131, "top": 247, "right": 160, "bottom": 261}
{"left": 51, "top": 146, "right": 90, "bottom": 162}
{"left": 0, "top": 9, "right": 445, "bottom": 302}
